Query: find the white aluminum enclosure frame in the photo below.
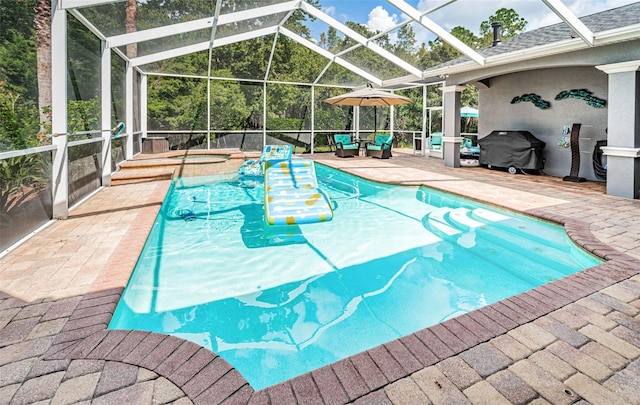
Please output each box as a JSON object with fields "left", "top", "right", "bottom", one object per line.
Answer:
{"left": 387, "top": 0, "right": 486, "bottom": 66}
{"left": 542, "top": 0, "right": 594, "bottom": 46}
{"left": 51, "top": 0, "right": 68, "bottom": 219}
{"left": 107, "top": 1, "right": 300, "bottom": 48}
{"left": 59, "top": 0, "right": 602, "bottom": 91}
{"left": 44, "top": 0, "right": 635, "bottom": 221}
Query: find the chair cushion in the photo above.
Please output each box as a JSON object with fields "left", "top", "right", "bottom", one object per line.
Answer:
{"left": 334, "top": 134, "right": 353, "bottom": 146}
{"left": 366, "top": 144, "right": 382, "bottom": 151}
{"left": 430, "top": 135, "right": 442, "bottom": 149}
{"left": 374, "top": 134, "right": 391, "bottom": 146}
{"left": 341, "top": 144, "right": 359, "bottom": 150}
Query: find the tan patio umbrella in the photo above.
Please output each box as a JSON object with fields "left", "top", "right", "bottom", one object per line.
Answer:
{"left": 324, "top": 85, "right": 412, "bottom": 132}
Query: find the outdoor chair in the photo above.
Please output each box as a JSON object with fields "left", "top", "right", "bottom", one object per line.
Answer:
{"left": 365, "top": 134, "right": 393, "bottom": 159}
{"left": 334, "top": 134, "right": 359, "bottom": 157}
{"left": 461, "top": 137, "right": 480, "bottom": 160}
{"left": 430, "top": 133, "right": 443, "bottom": 150}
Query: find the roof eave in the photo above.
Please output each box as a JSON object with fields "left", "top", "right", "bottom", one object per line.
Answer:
{"left": 381, "top": 74, "right": 426, "bottom": 89}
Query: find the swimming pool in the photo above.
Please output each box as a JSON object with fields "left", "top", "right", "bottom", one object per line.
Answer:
{"left": 109, "top": 164, "right": 601, "bottom": 389}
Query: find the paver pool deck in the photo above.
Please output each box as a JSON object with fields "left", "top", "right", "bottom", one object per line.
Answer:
{"left": 1, "top": 149, "right": 640, "bottom": 404}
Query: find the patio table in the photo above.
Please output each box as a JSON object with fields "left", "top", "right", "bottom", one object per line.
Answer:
{"left": 357, "top": 139, "right": 372, "bottom": 156}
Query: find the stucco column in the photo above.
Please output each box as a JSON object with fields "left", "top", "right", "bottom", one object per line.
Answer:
{"left": 442, "top": 85, "right": 465, "bottom": 168}
{"left": 596, "top": 61, "right": 640, "bottom": 199}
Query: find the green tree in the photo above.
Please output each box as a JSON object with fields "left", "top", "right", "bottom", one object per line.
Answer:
{"left": 0, "top": 81, "right": 47, "bottom": 226}
{"left": 0, "top": 0, "right": 39, "bottom": 149}
{"left": 0, "top": 82, "right": 39, "bottom": 151}
{"left": 0, "top": 30, "right": 37, "bottom": 102}
{"left": 147, "top": 76, "right": 207, "bottom": 131}
{"left": 0, "top": 0, "right": 34, "bottom": 40}
{"left": 209, "top": 72, "right": 257, "bottom": 131}
{"left": 1, "top": 0, "right": 531, "bottom": 150}
{"left": 0, "top": 153, "right": 49, "bottom": 222}
{"left": 394, "top": 24, "right": 418, "bottom": 65}
{"left": 394, "top": 86, "right": 424, "bottom": 131}
{"left": 314, "top": 87, "right": 353, "bottom": 131}
{"left": 419, "top": 26, "right": 478, "bottom": 69}
{"left": 67, "top": 14, "right": 102, "bottom": 132}
{"left": 319, "top": 26, "right": 341, "bottom": 53}
{"left": 417, "top": 8, "right": 527, "bottom": 109}
{"left": 479, "top": 8, "right": 527, "bottom": 47}
{"left": 420, "top": 7, "right": 527, "bottom": 69}
{"left": 461, "top": 84, "right": 479, "bottom": 109}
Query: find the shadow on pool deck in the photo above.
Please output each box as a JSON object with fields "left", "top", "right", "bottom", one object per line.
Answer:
{"left": 2, "top": 150, "right": 640, "bottom": 404}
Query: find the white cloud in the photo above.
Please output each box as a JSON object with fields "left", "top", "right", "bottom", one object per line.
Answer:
{"left": 366, "top": 6, "right": 399, "bottom": 33}
{"left": 323, "top": 5, "right": 337, "bottom": 18}
{"left": 321, "top": 4, "right": 348, "bottom": 24}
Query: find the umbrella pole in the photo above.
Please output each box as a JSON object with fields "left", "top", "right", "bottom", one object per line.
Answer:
{"left": 374, "top": 106, "right": 377, "bottom": 135}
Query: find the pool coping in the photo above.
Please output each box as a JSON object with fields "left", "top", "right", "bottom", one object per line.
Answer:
{"left": 37, "top": 161, "right": 640, "bottom": 404}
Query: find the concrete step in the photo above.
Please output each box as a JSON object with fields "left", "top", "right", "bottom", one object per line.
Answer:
{"left": 111, "top": 151, "right": 247, "bottom": 185}
{"left": 112, "top": 167, "right": 175, "bottom": 185}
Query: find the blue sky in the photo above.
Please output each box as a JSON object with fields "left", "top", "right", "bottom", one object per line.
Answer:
{"left": 308, "top": 0, "right": 638, "bottom": 44}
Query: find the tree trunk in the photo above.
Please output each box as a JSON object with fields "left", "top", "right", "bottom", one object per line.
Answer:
{"left": 126, "top": 0, "right": 138, "bottom": 132}
{"left": 34, "top": 0, "right": 51, "bottom": 136}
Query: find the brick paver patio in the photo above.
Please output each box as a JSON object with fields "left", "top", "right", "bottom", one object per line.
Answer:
{"left": 1, "top": 150, "right": 640, "bottom": 404}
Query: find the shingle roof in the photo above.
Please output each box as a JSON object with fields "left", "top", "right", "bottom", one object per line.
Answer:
{"left": 432, "top": 1, "right": 640, "bottom": 69}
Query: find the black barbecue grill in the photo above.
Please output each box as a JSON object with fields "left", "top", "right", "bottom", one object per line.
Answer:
{"left": 478, "top": 130, "right": 546, "bottom": 174}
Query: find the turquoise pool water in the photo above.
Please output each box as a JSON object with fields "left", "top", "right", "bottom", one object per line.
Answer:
{"left": 109, "top": 164, "right": 601, "bottom": 390}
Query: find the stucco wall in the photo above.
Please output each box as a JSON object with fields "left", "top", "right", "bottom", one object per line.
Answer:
{"left": 478, "top": 67, "right": 609, "bottom": 181}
